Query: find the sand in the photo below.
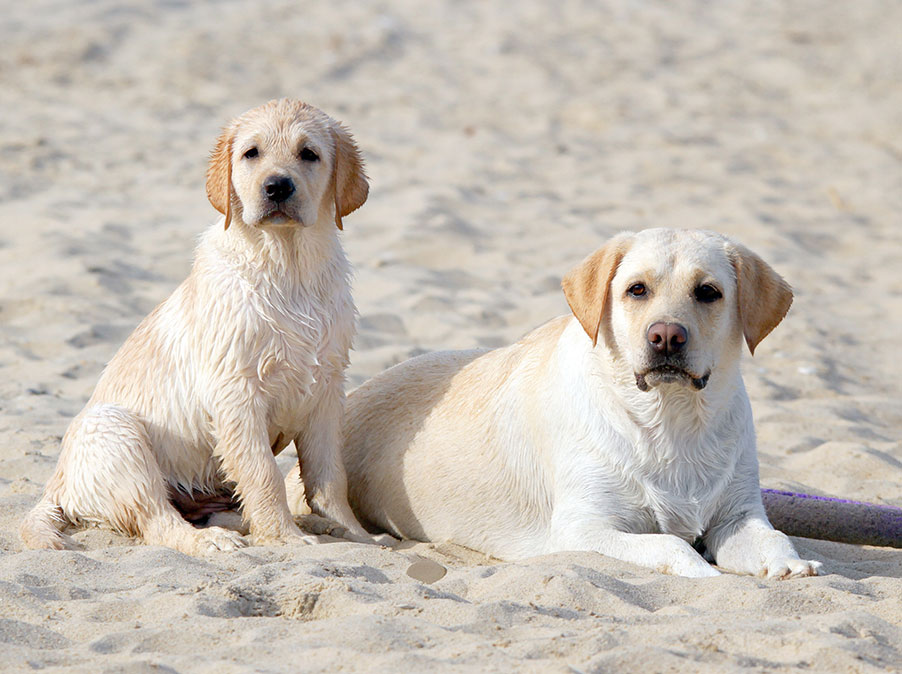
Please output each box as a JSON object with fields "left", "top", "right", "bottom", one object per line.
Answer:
{"left": 1, "top": 0, "right": 901, "bottom": 671}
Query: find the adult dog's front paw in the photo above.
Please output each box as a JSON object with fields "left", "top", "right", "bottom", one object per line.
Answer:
{"left": 761, "top": 558, "right": 822, "bottom": 580}
{"left": 667, "top": 557, "right": 722, "bottom": 578}
{"left": 654, "top": 535, "right": 722, "bottom": 578}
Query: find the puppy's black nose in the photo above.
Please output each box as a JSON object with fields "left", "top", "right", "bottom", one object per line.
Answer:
{"left": 263, "top": 175, "right": 295, "bottom": 203}
{"left": 647, "top": 322, "right": 688, "bottom": 354}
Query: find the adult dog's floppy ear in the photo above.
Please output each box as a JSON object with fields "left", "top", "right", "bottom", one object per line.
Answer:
{"left": 330, "top": 124, "right": 369, "bottom": 230}
{"left": 561, "top": 233, "right": 633, "bottom": 347}
{"left": 728, "top": 242, "right": 793, "bottom": 355}
{"left": 206, "top": 125, "right": 235, "bottom": 230}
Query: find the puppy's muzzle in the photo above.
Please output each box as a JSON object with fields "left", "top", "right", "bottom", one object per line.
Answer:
{"left": 263, "top": 175, "right": 295, "bottom": 204}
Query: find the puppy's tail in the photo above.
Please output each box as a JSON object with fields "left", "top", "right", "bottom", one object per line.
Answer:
{"left": 20, "top": 496, "right": 73, "bottom": 550}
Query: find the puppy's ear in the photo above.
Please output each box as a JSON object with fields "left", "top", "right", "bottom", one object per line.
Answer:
{"left": 729, "top": 243, "right": 793, "bottom": 355}
{"left": 206, "top": 125, "right": 235, "bottom": 230}
{"left": 330, "top": 124, "right": 369, "bottom": 230}
{"left": 561, "top": 234, "right": 632, "bottom": 347}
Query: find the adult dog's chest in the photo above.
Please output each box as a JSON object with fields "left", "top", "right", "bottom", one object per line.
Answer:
{"left": 615, "top": 428, "right": 735, "bottom": 541}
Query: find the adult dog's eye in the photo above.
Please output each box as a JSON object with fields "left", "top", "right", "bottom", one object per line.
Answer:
{"left": 300, "top": 148, "right": 319, "bottom": 162}
{"left": 627, "top": 283, "right": 647, "bottom": 298}
{"left": 694, "top": 284, "right": 722, "bottom": 303}
{"left": 243, "top": 147, "right": 258, "bottom": 159}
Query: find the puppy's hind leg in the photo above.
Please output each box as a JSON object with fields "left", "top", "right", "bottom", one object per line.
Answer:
{"left": 39, "top": 405, "right": 245, "bottom": 555}
{"left": 20, "top": 492, "right": 77, "bottom": 550}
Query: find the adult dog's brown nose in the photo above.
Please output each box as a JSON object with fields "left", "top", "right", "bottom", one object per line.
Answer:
{"left": 647, "top": 322, "right": 688, "bottom": 354}
{"left": 263, "top": 175, "right": 295, "bottom": 203}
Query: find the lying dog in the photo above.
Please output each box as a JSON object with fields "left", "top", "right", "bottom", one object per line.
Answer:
{"left": 340, "top": 229, "right": 822, "bottom": 578}
{"left": 21, "top": 99, "right": 374, "bottom": 554}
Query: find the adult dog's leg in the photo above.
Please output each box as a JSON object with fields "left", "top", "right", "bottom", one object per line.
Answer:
{"left": 551, "top": 514, "right": 721, "bottom": 578}
{"left": 706, "top": 511, "right": 822, "bottom": 579}
{"left": 705, "top": 466, "right": 821, "bottom": 579}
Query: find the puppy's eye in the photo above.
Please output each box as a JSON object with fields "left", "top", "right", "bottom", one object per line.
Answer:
{"left": 694, "top": 284, "right": 722, "bottom": 303}
{"left": 627, "top": 283, "right": 647, "bottom": 298}
{"left": 300, "top": 148, "right": 319, "bottom": 162}
{"left": 243, "top": 147, "right": 258, "bottom": 159}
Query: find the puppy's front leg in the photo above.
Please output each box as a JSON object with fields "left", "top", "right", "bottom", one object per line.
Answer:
{"left": 214, "top": 410, "right": 316, "bottom": 546}
{"left": 294, "top": 377, "right": 375, "bottom": 543}
{"left": 552, "top": 516, "right": 720, "bottom": 578}
{"left": 705, "top": 509, "right": 822, "bottom": 580}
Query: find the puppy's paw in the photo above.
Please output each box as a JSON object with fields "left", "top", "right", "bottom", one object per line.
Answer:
{"left": 287, "top": 531, "right": 322, "bottom": 546}
{"left": 41, "top": 531, "right": 83, "bottom": 551}
{"left": 59, "top": 533, "right": 84, "bottom": 551}
{"left": 198, "top": 526, "right": 248, "bottom": 552}
{"left": 371, "top": 532, "right": 400, "bottom": 547}
{"left": 342, "top": 531, "right": 399, "bottom": 547}
{"left": 254, "top": 530, "right": 322, "bottom": 547}
{"left": 761, "top": 558, "right": 822, "bottom": 580}
{"left": 295, "top": 513, "right": 346, "bottom": 537}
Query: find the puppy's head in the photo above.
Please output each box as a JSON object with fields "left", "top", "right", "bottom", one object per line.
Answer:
{"left": 562, "top": 229, "right": 792, "bottom": 392}
{"left": 206, "top": 99, "right": 369, "bottom": 230}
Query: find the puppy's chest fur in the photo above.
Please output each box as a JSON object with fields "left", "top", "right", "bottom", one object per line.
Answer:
{"left": 241, "top": 272, "right": 352, "bottom": 426}
{"left": 189, "top": 234, "right": 353, "bottom": 438}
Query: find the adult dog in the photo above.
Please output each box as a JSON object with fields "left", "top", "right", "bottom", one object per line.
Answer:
{"left": 340, "top": 229, "right": 822, "bottom": 578}
{"left": 21, "top": 99, "right": 373, "bottom": 554}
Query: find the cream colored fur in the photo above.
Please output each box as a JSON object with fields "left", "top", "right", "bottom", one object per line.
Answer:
{"left": 21, "top": 99, "right": 373, "bottom": 555}
{"left": 339, "top": 229, "right": 822, "bottom": 578}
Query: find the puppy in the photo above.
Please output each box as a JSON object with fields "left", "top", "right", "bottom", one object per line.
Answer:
{"left": 340, "top": 229, "right": 822, "bottom": 578}
{"left": 21, "top": 99, "right": 374, "bottom": 555}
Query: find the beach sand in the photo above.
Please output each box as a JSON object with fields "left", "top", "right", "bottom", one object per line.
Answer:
{"left": 1, "top": 0, "right": 901, "bottom": 671}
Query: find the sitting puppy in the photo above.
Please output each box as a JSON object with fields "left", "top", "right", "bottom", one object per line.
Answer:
{"left": 340, "top": 229, "right": 822, "bottom": 578}
{"left": 21, "top": 99, "right": 374, "bottom": 555}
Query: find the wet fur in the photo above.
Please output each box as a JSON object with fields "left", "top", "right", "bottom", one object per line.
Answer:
{"left": 21, "top": 99, "right": 373, "bottom": 555}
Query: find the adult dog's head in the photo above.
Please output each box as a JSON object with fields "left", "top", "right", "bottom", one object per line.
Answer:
{"left": 206, "top": 99, "right": 368, "bottom": 231}
{"left": 562, "top": 229, "right": 792, "bottom": 392}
